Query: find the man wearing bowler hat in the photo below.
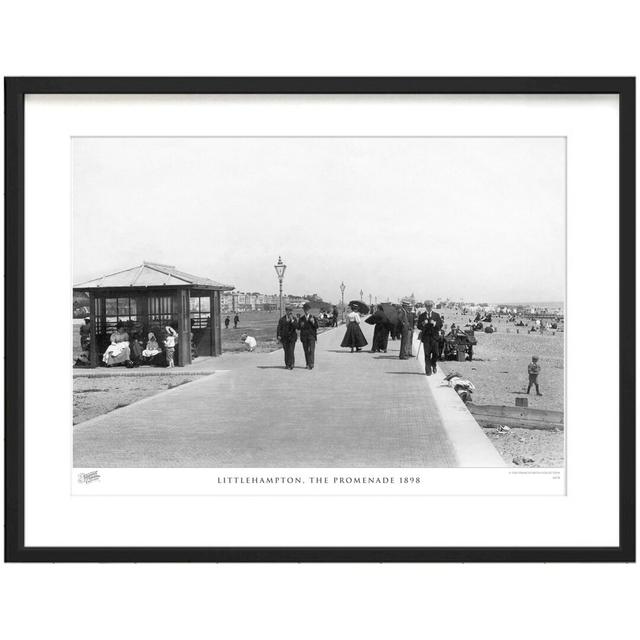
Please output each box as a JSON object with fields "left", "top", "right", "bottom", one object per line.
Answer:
{"left": 277, "top": 305, "right": 299, "bottom": 370}
{"left": 298, "top": 302, "right": 319, "bottom": 370}
{"left": 417, "top": 299, "right": 443, "bottom": 375}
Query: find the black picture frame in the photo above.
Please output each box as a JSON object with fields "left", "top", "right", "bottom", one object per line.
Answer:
{"left": 4, "top": 77, "right": 636, "bottom": 563}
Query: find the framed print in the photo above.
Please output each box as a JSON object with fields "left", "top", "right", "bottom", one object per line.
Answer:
{"left": 4, "top": 77, "right": 635, "bottom": 562}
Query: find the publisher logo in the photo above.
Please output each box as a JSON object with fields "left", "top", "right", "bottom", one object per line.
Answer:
{"left": 77, "top": 470, "right": 101, "bottom": 484}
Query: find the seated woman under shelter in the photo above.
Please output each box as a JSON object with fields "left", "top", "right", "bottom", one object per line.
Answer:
{"left": 102, "top": 322, "right": 131, "bottom": 366}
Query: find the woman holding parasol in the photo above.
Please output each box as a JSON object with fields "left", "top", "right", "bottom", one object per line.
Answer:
{"left": 340, "top": 304, "right": 368, "bottom": 352}
{"left": 365, "top": 303, "right": 391, "bottom": 353}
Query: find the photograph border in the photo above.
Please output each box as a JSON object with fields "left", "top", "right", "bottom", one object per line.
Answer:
{"left": 4, "top": 76, "right": 635, "bottom": 562}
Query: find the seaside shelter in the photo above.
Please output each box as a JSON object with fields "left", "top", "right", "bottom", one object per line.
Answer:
{"left": 73, "top": 261, "right": 234, "bottom": 367}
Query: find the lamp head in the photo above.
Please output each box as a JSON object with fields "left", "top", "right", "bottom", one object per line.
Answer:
{"left": 274, "top": 256, "right": 287, "bottom": 279}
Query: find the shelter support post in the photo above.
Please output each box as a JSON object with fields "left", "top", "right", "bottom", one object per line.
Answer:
{"left": 88, "top": 292, "right": 98, "bottom": 368}
{"left": 213, "top": 291, "right": 222, "bottom": 355}
{"left": 177, "top": 289, "right": 191, "bottom": 367}
{"left": 209, "top": 292, "right": 216, "bottom": 356}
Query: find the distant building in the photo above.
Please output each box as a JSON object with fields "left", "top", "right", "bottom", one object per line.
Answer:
{"left": 286, "top": 296, "right": 309, "bottom": 309}
{"left": 221, "top": 291, "right": 308, "bottom": 312}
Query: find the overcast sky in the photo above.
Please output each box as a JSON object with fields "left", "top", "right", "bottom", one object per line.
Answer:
{"left": 73, "top": 137, "right": 565, "bottom": 304}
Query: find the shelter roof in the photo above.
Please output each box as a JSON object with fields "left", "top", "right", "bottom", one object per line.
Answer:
{"left": 73, "top": 261, "right": 234, "bottom": 291}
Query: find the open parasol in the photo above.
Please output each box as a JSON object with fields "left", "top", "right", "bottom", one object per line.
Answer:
{"left": 348, "top": 300, "right": 370, "bottom": 314}
{"left": 365, "top": 302, "right": 397, "bottom": 325}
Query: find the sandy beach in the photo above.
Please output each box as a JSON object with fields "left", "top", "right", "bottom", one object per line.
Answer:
{"left": 439, "top": 310, "right": 564, "bottom": 413}
{"left": 437, "top": 309, "right": 564, "bottom": 467}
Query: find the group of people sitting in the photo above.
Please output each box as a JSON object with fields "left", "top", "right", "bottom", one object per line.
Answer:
{"left": 76, "top": 319, "right": 179, "bottom": 368}
{"left": 318, "top": 307, "right": 339, "bottom": 327}
{"left": 102, "top": 323, "right": 179, "bottom": 368}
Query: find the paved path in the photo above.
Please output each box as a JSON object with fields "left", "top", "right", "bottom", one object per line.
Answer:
{"left": 74, "top": 322, "right": 500, "bottom": 468}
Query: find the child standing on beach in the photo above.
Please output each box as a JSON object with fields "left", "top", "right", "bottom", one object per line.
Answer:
{"left": 164, "top": 326, "right": 178, "bottom": 368}
{"left": 527, "top": 355, "right": 542, "bottom": 396}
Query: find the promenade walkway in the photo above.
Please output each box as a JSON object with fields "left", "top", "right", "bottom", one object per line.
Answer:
{"left": 74, "top": 322, "right": 503, "bottom": 468}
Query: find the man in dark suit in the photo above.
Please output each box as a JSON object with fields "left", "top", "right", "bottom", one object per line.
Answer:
{"left": 417, "top": 299, "right": 443, "bottom": 375}
{"left": 298, "top": 302, "right": 318, "bottom": 369}
{"left": 331, "top": 305, "right": 339, "bottom": 327}
{"left": 277, "top": 305, "right": 299, "bottom": 369}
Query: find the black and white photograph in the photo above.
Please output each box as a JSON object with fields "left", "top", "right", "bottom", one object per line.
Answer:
{"left": 2, "top": 3, "right": 638, "bottom": 639}
{"left": 71, "top": 136, "right": 566, "bottom": 472}
{"left": 6, "top": 76, "right": 633, "bottom": 565}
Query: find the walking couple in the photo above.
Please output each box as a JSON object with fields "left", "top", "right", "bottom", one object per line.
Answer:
{"left": 277, "top": 303, "right": 318, "bottom": 370}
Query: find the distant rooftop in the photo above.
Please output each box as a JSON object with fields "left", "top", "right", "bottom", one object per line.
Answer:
{"left": 73, "top": 261, "right": 234, "bottom": 291}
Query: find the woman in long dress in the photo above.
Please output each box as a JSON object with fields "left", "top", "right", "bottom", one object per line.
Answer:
{"left": 371, "top": 316, "right": 390, "bottom": 353}
{"left": 102, "top": 323, "right": 131, "bottom": 366}
{"left": 340, "top": 305, "right": 368, "bottom": 352}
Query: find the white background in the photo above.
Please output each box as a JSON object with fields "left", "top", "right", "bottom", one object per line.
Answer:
{"left": 27, "top": 95, "right": 604, "bottom": 546}
{"left": 1, "top": 2, "right": 638, "bottom": 640}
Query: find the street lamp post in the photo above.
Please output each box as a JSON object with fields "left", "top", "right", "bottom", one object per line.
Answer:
{"left": 340, "top": 281, "right": 346, "bottom": 323}
{"left": 369, "top": 293, "right": 372, "bottom": 308}
{"left": 274, "top": 256, "right": 287, "bottom": 316}
{"left": 360, "top": 289, "right": 363, "bottom": 301}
